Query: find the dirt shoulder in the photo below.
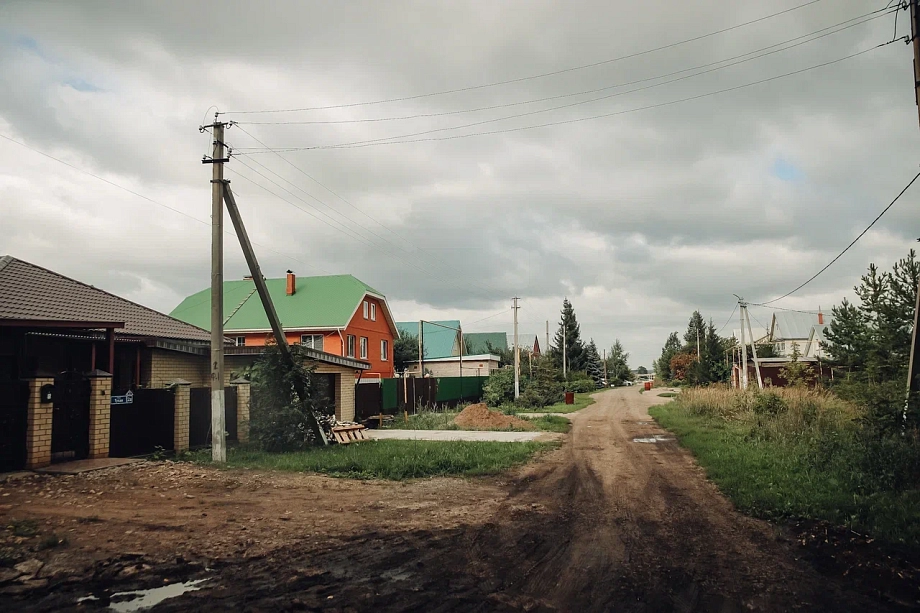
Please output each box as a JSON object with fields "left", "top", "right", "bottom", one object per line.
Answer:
{"left": 2, "top": 389, "right": 910, "bottom": 611}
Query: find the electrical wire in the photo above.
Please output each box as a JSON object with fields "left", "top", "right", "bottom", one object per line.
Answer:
{"left": 750, "top": 304, "right": 820, "bottom": 314}
{"left": 235, "top": 43, "right": 892, "bottom": 154}
{"left": 221, "top": 0, "right": 825, "bottom": 114}
{"left": 716, "top": 303, "right": 739, "bottom": 334}
{"left": 758, "top": 168, "right": 920, "bottom": 305}
{"left": 233, "top": 8, "right": 888, "bottom": 127}
{"left": 0, "top": 133, "right": 334, "bottom": 277}
{"left": 464, "top": 309, "right": 512, "bottom": 327}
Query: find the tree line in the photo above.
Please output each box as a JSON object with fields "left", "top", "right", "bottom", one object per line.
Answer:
{"left": 655, "top": 311, "right": 733, "bottom": 385}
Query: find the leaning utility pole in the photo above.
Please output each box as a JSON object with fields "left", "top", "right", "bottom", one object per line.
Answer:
{"left": 742, "top": 303, "right": 764, "bottom": 389}
{"left": 513, "top": 297, "right": 520, "bottom": 399}
{"left": 906, "top": 1, "right": 920, "bottom": 406}
{"left": 206, "top": 120, "right": 227, "bottom": 462}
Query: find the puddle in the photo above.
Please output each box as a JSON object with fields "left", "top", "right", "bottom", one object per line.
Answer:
{"left": 100, "top": 579, "right": 210, "bottom": 612}
{"left": 632, "top": 435, "right": 673, "bottom": 444}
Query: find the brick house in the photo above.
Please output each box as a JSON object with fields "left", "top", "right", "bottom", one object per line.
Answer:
{"left": 171, "top": 272, "right": 398, "bottom": 379}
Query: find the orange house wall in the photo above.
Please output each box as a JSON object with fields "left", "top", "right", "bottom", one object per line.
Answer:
{"left": 343, "top": 296, "right": 395, "bottom": 378}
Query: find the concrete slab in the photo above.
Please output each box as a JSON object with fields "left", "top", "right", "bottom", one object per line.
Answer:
{"left": 366, "top": 430, "right": 563, "bottom": 443}
{"left": 35, "top": 458, "right": 143, "bottom": 475}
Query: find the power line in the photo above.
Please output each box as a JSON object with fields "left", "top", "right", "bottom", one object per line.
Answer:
{"left": 716, "top": 303, "right": 739, "bottom": 334}
{"left": 758, "top": 168, "right": 920, "bottom": 305}
{"left": 222, "top": 0, "right": 825, "bottom": 115}
{"left": 235, "top": 43, "right": 892, "bottom": 154}
{"left": 750, "top": 304, "right": 820, "bottom": 314}
{"left": 233, "top": 8, "right": 888, "bottom": 127}
{"left": 231, "top": 124, "right": 498, "bottom": 297}
{"left": 465, "top": 309, "right": 512, "bottom": 327}
{"left": 0, "top": 133, "right": 335, "bottom": 278}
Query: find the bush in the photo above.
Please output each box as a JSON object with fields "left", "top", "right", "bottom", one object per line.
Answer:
{"left": 249, "top": 344, "right": 336, "bottom": 451}
{"left": 482, "top": 368, "right": 516, "bottom": 407}
{"left": 753, "top": 392, "right": 788, "bottom": 416}
{"left": 565, "top": 379, "right": 596, "bottom": 394}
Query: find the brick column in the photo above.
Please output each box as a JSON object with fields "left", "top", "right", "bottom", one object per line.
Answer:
{"left": 337, "top": 372, "right": 356, "bottom": 422}
{"left": 87, "top": 371, "right": 112, "bottom": 459}
{"left": 230, "top": 378, "right": 251, "bottom": 444}
{"left": 24, "top": 377, "right": 54, "bottom": 469}
{"left": 170, "top": 380, "right": 191, "bottom": 452}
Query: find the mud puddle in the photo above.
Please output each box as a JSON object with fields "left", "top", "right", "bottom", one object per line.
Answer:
{"left": 80, "top": 578, "right": 210, "bottom": 612}
{"left": 632, "top": 435, "right": 673, "bottom": 443}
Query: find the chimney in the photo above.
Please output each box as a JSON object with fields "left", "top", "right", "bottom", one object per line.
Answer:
{"left": 817, "top": 307, "right": 824, "bottom": 326}
{"left": 286, "top": 270, "right": 296, "bottom": 296}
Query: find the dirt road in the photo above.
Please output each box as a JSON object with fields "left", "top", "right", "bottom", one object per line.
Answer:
{"left": 5, "top": 389, "right": 908, "bottom": 611}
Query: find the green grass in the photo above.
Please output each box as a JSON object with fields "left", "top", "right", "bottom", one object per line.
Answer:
{"left": 187, "top": 440, "right": 553, "bottom": 480}
{"left": 519, "top": 414, "right": 571, "bottom": 433}
{"left": 651, "top": 394, "right": 920, "bottom": 547}
{"left": 385, "top": 410, "right": 571, "bottom": 433}
{"left": 515, "top": 393, "right": 597, "bottom": 414}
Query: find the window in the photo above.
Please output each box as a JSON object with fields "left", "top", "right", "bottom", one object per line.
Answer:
{"left": 381, "top": 339, "right": 388, "bottom": 361}
{"left": 360, "top": 337, "right": 368, "bottom": 359}
{"left": 370, "top": 303, "right": 377, "bottom": 321}
{"left": 300, "top": 334, "right": 323, "bottom": 350}
{"left": 347, "top": 335, "right": 356, "bottom": 357}
{"left": 235, "top": 337, "right": 246, "bottom": 347}
{"left": 363, "top": 301, "right": 369, "bottom": 319}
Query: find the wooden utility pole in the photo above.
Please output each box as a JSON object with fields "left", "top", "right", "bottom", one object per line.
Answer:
{"left": 207, "top": 119, "right": 227, "bottom": 463}
{"left": 906, "top": 0, "right": 920, "bottom": 404}
{"left": 513, "top": 297, "right": 520, "bottom": 399}
{"left": 603, "top": 348, "right": 608, "bottom": 384}
{"left": 738, "top": 297, "right": 748, "bottom": 390}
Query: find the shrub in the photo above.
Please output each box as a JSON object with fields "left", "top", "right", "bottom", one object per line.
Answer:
{"left": 249, "top": 344, "right": 336, "bottom": 451}
{"left": 482, "top": 368, "right": 516, "bottom": 407}
{"left": 565, "top": 379, "right": 596, "bottom": 394}
{"left": 753, "top": 392, "right": 788, "bottom": 416}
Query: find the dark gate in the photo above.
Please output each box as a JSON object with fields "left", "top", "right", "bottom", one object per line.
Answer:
{"left": 355, "top": 382, "right": 382, "bottom": 421}
{"left": 0, "top": 380, "right": 28, "bottom": 472}
{"left": 51, "top": 371, "right": 90, "bottom": 462}
{"left": 109, "top": 389, "right": 175, "bottom": 457}
{"left": 401, "top": 378, "right": 438, "bottom": 413}
{"left": 189, "top": 387, "right": 238, "bottom": 448}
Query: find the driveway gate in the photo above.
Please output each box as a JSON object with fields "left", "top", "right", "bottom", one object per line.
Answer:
{"left": 0, "top": 380, "right": 28, "bottom": 472}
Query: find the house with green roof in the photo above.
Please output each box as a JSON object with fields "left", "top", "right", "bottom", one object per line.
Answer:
{"left": 464, "top": 332, "right": 508, "bottom": 355}
{"left": 171, "top": 272, "right": 400, "bottom": 378}
{"left": 395, "top": 320, "right": 461, "bottom": 361}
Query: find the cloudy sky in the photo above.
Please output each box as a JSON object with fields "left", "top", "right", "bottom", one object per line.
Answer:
{"left": 2, "top": 0, "right": 919, "bottom": 368}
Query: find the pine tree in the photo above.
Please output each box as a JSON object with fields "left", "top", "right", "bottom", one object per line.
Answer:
{"left": 551, "top": 298, "right": 585, "bottom": 372}
{"left": 683, "top": 311, "right": 706, "bottom": 356}
{"left": 656, "top": 332, "right": 682, "bottom": 382}
{"left": 606, "top": 339, "right": 632, "bottom": 384}
{"left": 583, "top": 340, "right": 604, "bottom": 385}
{"left": 823, "top": 298, "right": 869, "bottom": 371}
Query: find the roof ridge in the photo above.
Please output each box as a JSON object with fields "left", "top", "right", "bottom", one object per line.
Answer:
{"left": 3, "top": 256, "right": 210, "bottom": 336}
{"left": 0, "top": 255, "right": 12, "bottom": 275}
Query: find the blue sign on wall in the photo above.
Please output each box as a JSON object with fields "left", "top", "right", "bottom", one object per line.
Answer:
{"left": 111, "top": 390, "right": 134, "bottom": 405}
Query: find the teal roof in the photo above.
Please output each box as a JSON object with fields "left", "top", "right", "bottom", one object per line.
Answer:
{"left": 464, "top": 332, "right": 507, "bottom": 354}
{"left": 170, "top": 275, "right": 389, "bottom": 332}
{"left": 395, "top": 320, "right": 460, "bottom": 359}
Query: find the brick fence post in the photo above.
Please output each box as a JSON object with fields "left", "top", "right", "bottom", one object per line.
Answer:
{"left": 24, "top": 377, "right": 54, "bottom": 469}
{"left": 230, "top": 377, "right": 250, "bottom": 444}
{"left": 169, "top": 379, "right": 191, "bottom": 452}
{"left": 337, "top": 372, "right": 356, "bottom": 422}
{"left": 87, "top": 370, "right": 112, "bottom": 459}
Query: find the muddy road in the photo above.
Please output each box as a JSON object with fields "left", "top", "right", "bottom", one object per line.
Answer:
{"left": 4, "top": 389, "right": 911, "bottom": 611}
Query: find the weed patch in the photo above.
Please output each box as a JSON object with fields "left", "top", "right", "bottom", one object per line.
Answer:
{"left": 515, "top": 393, "right": 596, "bottom": 414}
{"left": 187, "top": 440, "right": 552, "bottom": 480}
{"left": 7, "top": 519, "right": 38, "bottom": 538}
{"left": 36, "top": 534, "right": 67, "bottom": 550}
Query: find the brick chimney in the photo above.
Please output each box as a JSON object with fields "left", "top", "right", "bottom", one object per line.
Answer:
{"left": 818, "top": 307, "right": 824, "bottom": 325}
{"left": 286, "top": 270, "right": 296, "bottom": 296}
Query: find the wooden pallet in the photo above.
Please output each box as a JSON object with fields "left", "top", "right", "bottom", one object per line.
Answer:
{"left": 331, "top": 424, "right": 369, "bottom": 445}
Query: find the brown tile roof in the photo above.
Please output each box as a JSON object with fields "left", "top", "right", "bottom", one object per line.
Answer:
{"left": 0, "top": 256, "right": 211, "bottom": 343}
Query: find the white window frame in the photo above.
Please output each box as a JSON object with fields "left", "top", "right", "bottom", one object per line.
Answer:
{"left": 347, "top": 335, "right": 356, "bottom": 357}
{"left": 370, "top": 303, "right": 377, "bottom": 321}
{"left": 360, "top": 336, "right": 368, "bottom": 359}
{"left": 300, "top": 334, "right": 323, "bottom": 350}
{"left": 363, "top": 300, "right": 369, "bottom": 319}
{"left": 235, "top": 336, "right": 246, "bottom": 347}
{"left": 381, "top": 339, "right": 388, "bottom": 361}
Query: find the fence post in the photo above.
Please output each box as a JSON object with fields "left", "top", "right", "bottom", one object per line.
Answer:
{"left": 231, "top": 377, "right": 250, "bottom": 443}
{"left": 87, "top": 370, "right": 112, "bottom": 459}
{"left": 168, "top": 379, "right": 191, "bottom": 452}
{"left": 24, "top": 376, "right": 54, "bottom": 469}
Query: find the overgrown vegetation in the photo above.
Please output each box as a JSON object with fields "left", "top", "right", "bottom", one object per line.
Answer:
{"left": 651, "top": 386, "right": 920, "bottom": 546}
{"left": 383, "top": 408, "right": 570, "bottom": 433}
{"left": 188, "top": 440, "right": 552, "bottom": 480}
{"left": 515, "top": 392, "right": 597, "bottom": 414}
{"left": 248, "top": 344, "right": 335, "bottom": 451}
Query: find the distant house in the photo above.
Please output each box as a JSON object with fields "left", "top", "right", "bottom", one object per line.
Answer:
{"left": 172, "top": 272, "right": 398, "bottom": 379}
{"left": 406, "top": 354, "right": 501, "bottom": 378}
{"left": 395, "top": 320, "right": 461, "bottom": 361}
{"left": 767, "top": 311, "right": 831, "bottom": 358}
{"left": 464, "top": 332, "right": 507, "bottom": 355}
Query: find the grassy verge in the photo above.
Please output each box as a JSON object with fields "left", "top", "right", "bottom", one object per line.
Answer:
{"left": 186, "top": 440, "right": 552, "bottom": 480}
{"left": 384, "top": 410, "right": 571, "bottom": 433}
{"left": 515, "top": 393, "right": 597, "bottom": 414}
{"left": 650, "top": 386, "right": 920, "bottom": 546}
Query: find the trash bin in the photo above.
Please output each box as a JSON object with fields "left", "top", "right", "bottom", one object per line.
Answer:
{"left": 564, "top": 391, "right": 575, "bottom": 405}
{"left": 644, "top": 381, "right": 652, "bottom": 391}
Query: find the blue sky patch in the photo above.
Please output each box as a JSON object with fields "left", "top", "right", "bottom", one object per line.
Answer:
{"left": 771, "top": 158, "right": 804, "bottom": 182}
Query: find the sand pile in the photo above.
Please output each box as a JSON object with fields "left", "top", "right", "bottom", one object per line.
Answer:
{"left": 453, "top": 403, "right": 535, "bottom": 431}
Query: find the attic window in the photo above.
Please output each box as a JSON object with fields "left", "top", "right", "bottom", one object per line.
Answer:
{"left": 370, "top": 303, "right": 377, "bottom": 321}
{"left": 363, "top": 301, "right": 369, "bottom": 319}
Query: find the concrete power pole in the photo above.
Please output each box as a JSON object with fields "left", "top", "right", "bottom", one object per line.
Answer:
{"left": 513, "top": 297, "right": 520, "bottom": 399}
{"left": 738, "top": 298, "right": 748, "bottom": 390}
{"left": 545, "top": 320, "right": 549, "bottom": 356}
{"left": 206, "top": 119, "right": 227, "bottom": 463}
{"left": 562, "top": 324, "right": 567, "bottom": 378}
{"left": 743, "top": 303, "right": 764, "bottom": 389}
{"left": 906, "top": 0, "right": 920, "bottom": 410}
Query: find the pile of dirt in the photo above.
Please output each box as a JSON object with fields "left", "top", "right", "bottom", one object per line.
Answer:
{"left": 453, "top": 403, "right": 535, "bottom": 431}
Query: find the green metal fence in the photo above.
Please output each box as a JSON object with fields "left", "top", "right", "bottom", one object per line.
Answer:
{"left": 376, "top": 376, "right": 488, "bottom": 413}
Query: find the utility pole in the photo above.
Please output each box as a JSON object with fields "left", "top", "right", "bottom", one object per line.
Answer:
{"left": 603, "top": 348, "right": 608, "bottom": 384}
{"left": 743, "top": 303, "right": 764, "bottom": 389}
{"left": 419, "top": 322, "right": 424, "bottom": 378}
{"left": 513, "top": 297, "right": 520, "bottom": 399}
{"left": 206, "top": 119, "right": 227, "bottom": 463}
{"left": 906, "top": 1, "right": 920, "bottom": 415}
{"left": 562, "top": 324, "right": 567, "bottom": 378}
{"left": 737, "top": 296, "right": 748, "bottom": 390}
{"left": 546, "top": 320, "right": 549, "bottom": 356}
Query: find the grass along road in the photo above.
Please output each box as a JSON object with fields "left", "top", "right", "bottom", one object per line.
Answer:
{"left": 185, "top": 440, "right": 553, "bottom": 480}
{"left": 385, "top": 410, "right": 571, "bottom": 433}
